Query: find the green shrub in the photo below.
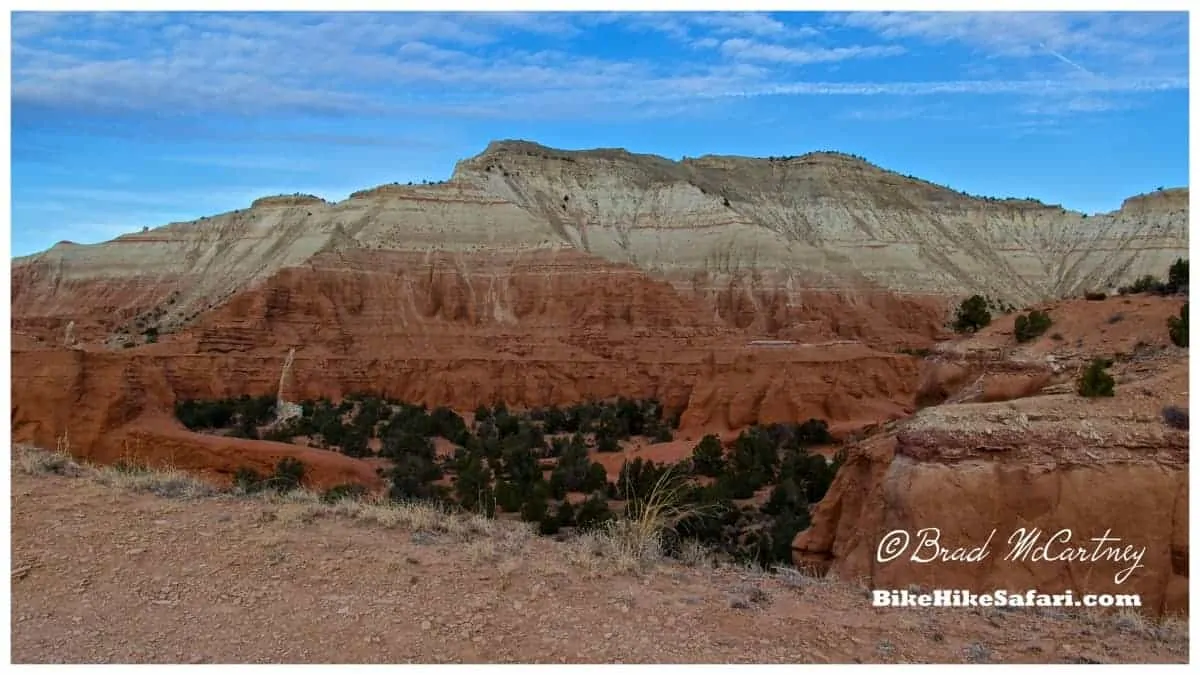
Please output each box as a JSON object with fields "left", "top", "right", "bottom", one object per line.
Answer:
{"left": 760, "top": 510, "right": 811, "bottom": 567}
{"left": 616, "top": 457, "right": 669, "bottom": 501}
{"left": 387, "top": 454, "right": 443, "bottom": 501}
{"left": 584, "top": 462, "right": 610, "bottom": 494}
{"left": 574, "top": 493, "right": 615, "bottom": 531}
{"left": 650, "top": 425, "right": 674, "bottom": 443}
{"left": 380, "top": 430, "right": 435, "bottom": 461}
{"left": 690, "top": 434, "right": 725, "bottom": 477}
{"left": 270, "top": 457, "right": 306, "bottom": 492}
{"left": 234, "top": 466, "right": 265, "bottom": 493}
{"left": 338, "top": 431, "right": 370, "bottom": 458}
{"left": 794, "top": 419, "right": 833, "bottom": 447}
{"left": 537, "top": 513, "right": 561, "bottom": 536}
{"left": 1169, "top": 303, "right": 1188, "bottom": 347}
{"left": 453, "top": 453, "right": 494, "bottom": 514}
{"left": 1120, "top": 274, "right": 1167, "bottom": 295}
{"left": 1014, "top": 309, "right": 1052, "bottom": 343}
{"left": 549, "top": 434, "right": 593, "bottom": 492}
{"left": 499, "top": 443, "right": 541, "bottom": 487}
{"left": 520, "top": 488, "right": 549, "bottom": 524}
{"left": 778, "top": 447, "right": 841, "bottom": 504}
{"left": 175, "top": 399, "right": 236, "bottom": 430}
{"left": 495, "top": 480, "right": 523, "bottom": 512}
{"left": 322, "top": 483, "right": 368, "bottom": 502}
{"left": 1077, "top": 359, "right": 1115, "bottom": 398}
{"left": 953, "top": 295, "right": 991, "bottom": 333}
{"left": 595, "top": 429, "right": 621, "bottom": 453}
{"left": 761, "top": 478, "right": 806, "bottom": 517}
{"left": 1167, "top": 258, "right": 1188, "bottom": 294}
{"left": 555, "top": 499, "right": 576, "bottom": 527}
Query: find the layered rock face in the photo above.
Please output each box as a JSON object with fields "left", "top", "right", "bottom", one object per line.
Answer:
{"left": 795, "top": 295, "right": 1190, "bottom": 616}
{"left": 12, "top": 242, "right": 923, "bottom": 471}
{"left": 452, "top": 141, "right": 1188, "bottom": 309}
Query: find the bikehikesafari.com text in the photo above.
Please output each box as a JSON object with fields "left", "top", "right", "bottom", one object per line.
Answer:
{"left": 873, "top": 589, "right": 1141, "bottom": 608}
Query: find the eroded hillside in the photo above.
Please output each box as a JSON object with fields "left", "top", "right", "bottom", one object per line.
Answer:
{"left": 453, "top": 140, "right": 1188, "bottom": 311}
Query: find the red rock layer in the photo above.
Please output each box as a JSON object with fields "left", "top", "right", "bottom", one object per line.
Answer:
{"left": 11, "top": 247, "right": 924, "bottom": 484}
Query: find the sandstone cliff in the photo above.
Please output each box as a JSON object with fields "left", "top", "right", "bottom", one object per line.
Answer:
{"left": 794, "top": 295, "right": 1189, "bottom": 616}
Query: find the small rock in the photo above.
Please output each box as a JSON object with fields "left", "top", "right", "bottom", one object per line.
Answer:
{"left": 421, "top": 620, "right": 432, "bottom": 631}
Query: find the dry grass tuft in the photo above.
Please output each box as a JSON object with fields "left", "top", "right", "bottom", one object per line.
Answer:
{"left": 591, "top": 464, "right": 725, "bottom": 572}
{"left": 93, "top": 461, "right": 217, "bottom": 500}
{"left": 260, "top": 488, "right": 527, "bottom": 546}
{"left": 13, "top": 443, "right": 84, "bottom": 477}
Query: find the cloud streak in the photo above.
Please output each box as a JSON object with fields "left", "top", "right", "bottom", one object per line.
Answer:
{"left": 9, "top": 11, "right": 1187, "bottom": 125}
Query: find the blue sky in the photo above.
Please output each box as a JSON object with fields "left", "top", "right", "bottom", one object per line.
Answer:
{"left": 10, "top": 10, "right": 1190, "bottom": 257}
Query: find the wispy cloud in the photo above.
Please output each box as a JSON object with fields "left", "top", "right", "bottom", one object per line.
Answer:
{"left": 1016, "top": 95, "right": 1138, "bottom": 117}
{"left": 1039, "top": 44, "right": 1097, "bottom": 78}
{"left": 832, "top": 10, "right": 1187, "bottom": 75}
{"left": 652, "top": 75, "right": 1185, "bottom": 101}
{"left": 719, "top": 38, "right": 905, "bottom": 65}
{"left": 9, "top": 11, "right": 1186, "bottom": 123}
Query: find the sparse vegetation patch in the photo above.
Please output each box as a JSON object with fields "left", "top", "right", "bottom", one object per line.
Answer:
{"left": 1077, "top": 358, "right": 1116, "bottom": 398}
{"left": 1168, "top": 303, "right": 1187, "bottom": 347}
{"left": 1013, "top": 309, "right": 1052, "bottom": 343}
{"left": 171, "top": 392, "right": 845, "bottom": 567}
{"left": 953, "top": 295, "right": 992, "bottom": 334}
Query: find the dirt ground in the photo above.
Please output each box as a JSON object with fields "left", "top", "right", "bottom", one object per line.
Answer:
{"left": 9, "top": 450, "right": 1188, "bottom": 664}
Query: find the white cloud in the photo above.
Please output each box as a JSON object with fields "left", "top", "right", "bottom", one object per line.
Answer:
{"left": 690, "top": 12, "right": 792, "bottom": 37}
{"left": 719, "top": 38, "right": 905, "bottom": 65}
{"left": 9, "top": 11, "right": 1187, "bottom": 123}
{"left": 833, "top": 11, "right": 1187, "bottom": 74}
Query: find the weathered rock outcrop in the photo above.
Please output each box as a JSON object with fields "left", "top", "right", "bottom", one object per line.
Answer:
{"left": 795, "top": 296, "right": 1189, "bottom": 617}
{"left": 10, "top": 340, "right": 382, "bottom": 490}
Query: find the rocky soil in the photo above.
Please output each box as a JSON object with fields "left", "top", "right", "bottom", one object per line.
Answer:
{"left": 10, "top": 449, "right": 1188, "bottom": 664}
